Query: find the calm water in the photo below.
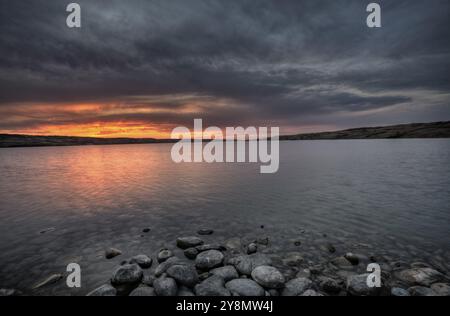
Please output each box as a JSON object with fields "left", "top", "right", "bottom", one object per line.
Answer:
{"left": 0, "top": 140, "right": 449, "bottom": 295}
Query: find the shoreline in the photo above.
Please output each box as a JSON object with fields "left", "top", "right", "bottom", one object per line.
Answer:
{"left": 1, "top": 121, "right": 449, "bottom": 148}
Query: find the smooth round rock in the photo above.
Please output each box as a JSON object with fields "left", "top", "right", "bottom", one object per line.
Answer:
{"left": 317, "top": 276, "right": 341, "bottom": 293}
{"left": 129, "top": 254, "right": 153, "bottom": 269}
{"left": 346, "top": 274, "right": 380, "bottom": 296}
{"left": 86, "top": 284, "right": 117, "bottom": 296}
{"left": 397, "top": 268, "right": 444, "bottom": 287}
{"left": 166, "top": 264, "right": 199, "bottom": 287}
{"left": 105, "top": 248, "right": 122, "bottom": 259}
{"left": 176, "top": 236, "right": 204, "bottom": 249}
{"left": 111, "top": 264, "right": 143, "bottom": 285}
{"left": 196, "top": 250, "right": 224, "bottom": 270}
{"left": 184, "top": 248, "right": 199, "bottom": 260}
{"left": 225, "top": 279, "right": 265, "bottom": 296}
{"left": 282, "top": 278, "right": 312, "bottom": 296}
{"left": 251, "top": 266, "right": 285, "bottom": 289}
{"left": 391, "top": 287, "right": 410, "bottom": 296}
{"left": 129, "top": 286, "right": 156, "bottom": 296}
{"left": 247, "top": 243, "right": 257, "bottom": 254}
{"left": 157, "top": 249, "right": 174, "bottom": 263}
{"left": 228, "top": 254, "right": 272, "bottom": 276}
{"left": 195, "top": 276, "right": 231, "bottom": 296}
{"left": 408, "top": 286, "right": 437, "bottom": 296}
{"left": 210, "top": 266, "right": 239, "bottom": 282}
{"left": 153, "top": 277, "right": 178, "bottom": 296}
{"left": 197, "top": 229, "right": 214, "bottom": 236}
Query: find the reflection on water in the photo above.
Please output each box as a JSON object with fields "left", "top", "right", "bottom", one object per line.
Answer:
{"left": 0, "top": 140, "right": 449, "bottom": 294}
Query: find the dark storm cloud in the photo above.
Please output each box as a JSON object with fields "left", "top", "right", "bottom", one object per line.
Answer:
{"left": 0, "top": 0, "right": 449, "bottom": 132}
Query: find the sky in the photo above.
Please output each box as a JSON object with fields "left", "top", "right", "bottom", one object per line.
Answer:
{"left": 0, "top": 0, "right": 449, "bottom": 138}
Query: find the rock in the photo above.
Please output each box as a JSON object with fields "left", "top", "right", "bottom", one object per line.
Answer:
{"left": 346, "top": 274, "right": 380, "bottom": 296}
{"left": 225, "top": 238, "right": 242, "bottom": 252}
{"left": 210, "top": 266, "right": 239, "bottom": 282}
{"left": 129, "top": 286, "right": 156, "bottom": 296}
{"left": 0, "top": 289, "right": 21, "bottom": 296}
{"left": 331, "top": 256, "right": 353, "bottom": 268}
{"left": 105, "top": 248, "right": 122, "bottom": 259}
{"left": 111, "top": 264, "right": 143, "bottom": 285}
{"left": 282, "top": 252, "right": 304, "bottom": 267}
{"left": 301, "top": 289, "right": 324, "bottom": 296}
{"left": 129, "top": 254, "right": 153, "bottom": 269}
{"left": 196, "top": 250, "right": 224, "bottom": 270}
{"left": 32, "top": 273, "right": 63, "bottom": 289}
{"left": 176, "top": 236, "right": 204, "bottom": 249}
{"left": 396, "top": 268, "right": 444, "bottom": 287}
{"left": 184, "top": 248, "right": 199, "bottom": 260}
{"left": 195, "top": 275, "right": 231, "bottom": 296}
{"left": 196, "top": 244, "right": 225, "bottom": 252}
{"left": 178, "top": 286, "right": 195, "bottom": 296}
{"left": 198, "top": 229, "right": 214, "bottom": 236}
{"left": 251, "top": 266, "right": 285, "bottom": 289}
{"left": 317, "top": 276, "right": 341, "bottom": 293}
{"left": 87, "top": 284, "right": 117, "bottom": 296}
{"left": 344, "top": 253, "right": 360, "bottom": 266}
{"left": 281, "top": 278, "right": 312, "bottom": 296}
{"left": 153, "top": 277, "right": 178, "bottom": 296}
{"left": 166, "top": 264, "right": 199, "bottom": 287}
{"left": 155, "top": 256, "right": 187, "bottom": 277}
{"left": 225, "top": 279, "right": 265, "bottom": 296}
{"left": 157, "top": 249, "right": 174, "bottom": 263}
{"left": 430, "top": 283, "right": 450, "bottom": 296}
{"left": 391, "top": 287, "right": 410, "bottom": 296}
{"left": 39, "top": 227, "right": 55, "bottom": 234}
{"left": 408, "top": 286, "right": 437, "bottom": 296}
{"left": 228, "top": 253, "right": 272, "bottom": 275}
{"left": 247, "top": 243, "right": 257, "bottom": 254}
{"left": 142, "top": 228, "right": 151, "bottom": 233}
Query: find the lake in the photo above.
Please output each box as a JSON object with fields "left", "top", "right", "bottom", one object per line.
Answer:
{"left": 0, "top": 140, "right": 449, "bottom": 295}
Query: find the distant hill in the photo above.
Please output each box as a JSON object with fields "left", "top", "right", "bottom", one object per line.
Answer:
{"left": 0, "top": 134, "right": 176, "bottom": 148}
{"left": 280, "top": 121, "right": 450, "bottom": 140}
{"left": 1, "top": 121, "right": 449, "bottom": 148}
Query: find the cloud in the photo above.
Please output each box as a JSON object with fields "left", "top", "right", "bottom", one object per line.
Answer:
{"left": 0, "top": 0, "right": 449, "bottom": 136}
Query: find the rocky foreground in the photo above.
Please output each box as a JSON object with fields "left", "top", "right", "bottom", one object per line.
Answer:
{"left": 89, "top": 233, "right": 449, "bottom": 296}
{"left": 1, "top": 231, "right": 449, "bottom": 297}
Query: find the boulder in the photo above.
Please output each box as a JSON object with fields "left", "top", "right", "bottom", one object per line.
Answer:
{"left": 153, "top": 277, "right": 178, "bottom": 296}
{"left": 176, "top": 236, "right": 204, "bottom": 249}
{"left": 396, "top": 268, "right": 444, "bottom": 287}
{"left": 225, "top": 279, "right": 265, "bottom": 296}
{"left": 228, "top": 254, "right": 272, "bottom": 275}
{"left": 129, "top": 254, "right": 153, "bottom": 269}
{"left": 111, "top": 264, "right": 143, "bottom": 285}
{"left": 195, "top": 275, "right": 231, "bottom": 296}
{"left": 129, "top": 286, "right": 156, "bottom": 296}
{"left": 196, "top": 250, "right": 224, "bottom": 270}
{"left": 251, "top": 266, "right": 285, "bottom": 289}
{"left": 166, "top": 264, "right": 199, "bottom": 287}
{"left": 210, "top": 266, "right": 239, "bottom": 282}
{"left": 86, "top": 284, "right": 117, "bottom": 296}
{"left": 281, "top": 278, "right": 312, "bottom": 296}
